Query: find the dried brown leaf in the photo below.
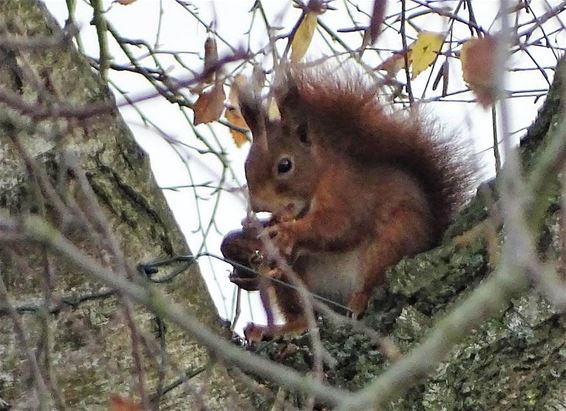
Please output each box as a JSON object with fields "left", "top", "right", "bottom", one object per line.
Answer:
{"left": 461, "top": 36, "right": 497, "bottom": 107}
{"left": 204, "top": 36, "right": 219, "bottom": 84}
{"left": 225, "top": 77, "right": 249, "bottom": 147}
{"left": 225, "top": 108, "right": 248, "bottom": 147}
{"left": 193, "top": 83, "right": 226, "bottom": 125}
{"left": 376, "top": 52, "right": 407, "bottom": 76}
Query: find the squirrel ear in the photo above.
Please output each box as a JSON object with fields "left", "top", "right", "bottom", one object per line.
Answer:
{"left": 237, "top": 84, "right": 264, "bottom": 135}
{"left": 297, "top": 121, "right": 310, "bottom": 145}
{"left": 237, "top": 67, "right": 268, "bottom": 135}
{"left": 274, "top": 70, "right": 301, "bottom": 116}
{"left": 235, "top": 77, "right": 269, "bottom": 152}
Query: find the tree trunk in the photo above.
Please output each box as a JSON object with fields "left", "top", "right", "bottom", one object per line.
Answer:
{"left": 0, "top": 1, "right": 250, "bottom": 409}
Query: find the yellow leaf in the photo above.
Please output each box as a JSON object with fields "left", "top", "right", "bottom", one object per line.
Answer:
{"left": 409, "top": 31, "right": 444, "bottom": 80}
{"left": 290, "top": 12, "right": 318, "bottom": 63}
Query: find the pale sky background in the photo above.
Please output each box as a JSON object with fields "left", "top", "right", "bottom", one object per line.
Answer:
{"left": 42, "top": 0, "right": 565, "bottom": 332}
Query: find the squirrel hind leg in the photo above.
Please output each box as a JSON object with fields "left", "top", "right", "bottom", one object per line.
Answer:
{"left": 348, "top": 207, "right": 433, "bottom": 318}
{"left": 346, "top": 241, "right": 399, "bottom": 318}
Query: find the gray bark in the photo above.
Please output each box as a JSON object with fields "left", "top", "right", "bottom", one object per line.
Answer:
{"left": 0, "top": 1, "right": 249, "bottom": 409}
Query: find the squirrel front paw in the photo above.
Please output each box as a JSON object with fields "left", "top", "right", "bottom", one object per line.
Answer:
{"left": 262, "top": 222, "right": 296, "bottom": 259}
{"left": 244, "top": 323, "right": 268, "bottom": 343}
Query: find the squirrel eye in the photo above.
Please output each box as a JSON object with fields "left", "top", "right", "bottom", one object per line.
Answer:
{"left": 277, "top": 157, "right": 293, "bottom": 174}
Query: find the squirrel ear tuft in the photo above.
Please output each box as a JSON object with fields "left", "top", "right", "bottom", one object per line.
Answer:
{"left": 236, "top": 79, "right": 264, "bottom": 135}
{"left": 273, "top": 68, "right": 306, "bottom": 123}
{"left": 235, "top": 76, "right": 268, "bottom": 151}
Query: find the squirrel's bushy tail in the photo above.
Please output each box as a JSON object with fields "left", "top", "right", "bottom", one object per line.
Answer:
{"left": 280, "top": 67, "right": 476, "bottom": 238}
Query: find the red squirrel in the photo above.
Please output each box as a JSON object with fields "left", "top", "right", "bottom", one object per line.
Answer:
{"left": 222, "top": 66, "right": 474, "bottom": 341}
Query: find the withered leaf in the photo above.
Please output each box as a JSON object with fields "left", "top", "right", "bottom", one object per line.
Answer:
{"left": 203, "top": 36, "right": 219, "bottom": 84}
{"left": 225, "top": 108, "right": 248, "bottom": 147}
{"left": 193, "top": 83, "right": 226, "bottom": 125}
{"left": 376, "top": 52, "right": 407, "bottom": 76}
{"left": 225, "top": 76, "right": 249, "bottom": 147}
{"left": 461, "top": 36, "right": 497, "bottom": 107}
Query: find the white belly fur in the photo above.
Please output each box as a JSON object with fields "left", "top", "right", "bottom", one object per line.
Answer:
{"left": 300, "top": 247, "right": 363, "bottom": 306}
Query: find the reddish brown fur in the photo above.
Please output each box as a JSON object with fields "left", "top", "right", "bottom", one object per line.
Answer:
{"left": 232, "top": 67, "right": 474, "bottom": 341}
{"left": 279, "top": 68, "right": 473, "bottom": 235}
